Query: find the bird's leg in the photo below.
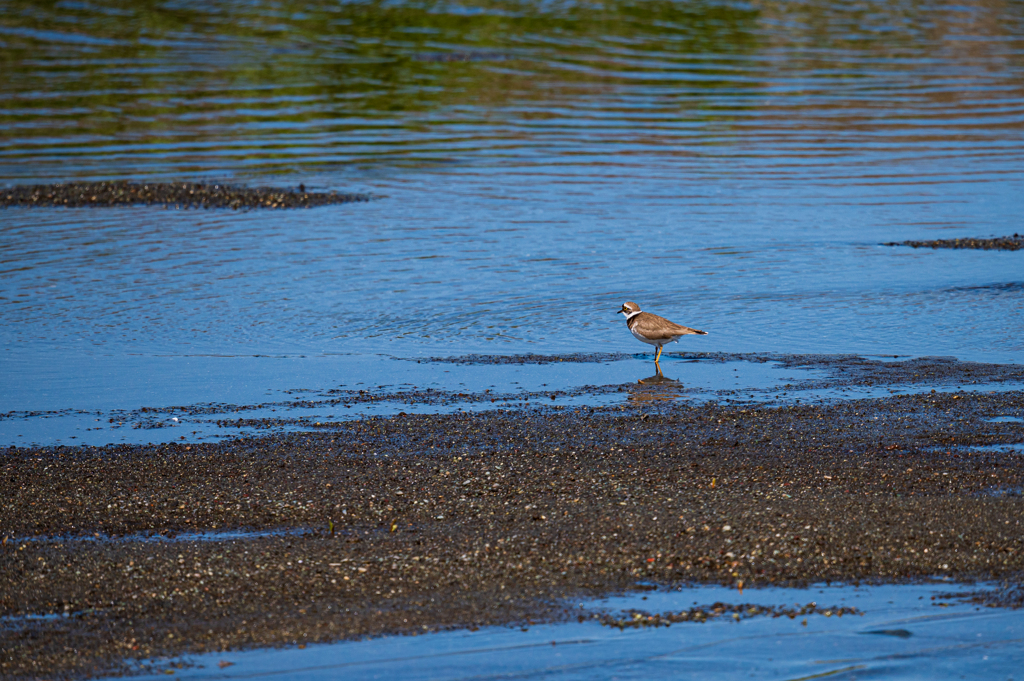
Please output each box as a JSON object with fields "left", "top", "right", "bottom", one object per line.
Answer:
{"left": 654, "top": 345, "right": 662, "bottom": 364}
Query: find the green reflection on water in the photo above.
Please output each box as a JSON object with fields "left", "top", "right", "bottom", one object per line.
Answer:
{"left": 0, "top": 0, "right": 1020, "bottom": 177}
{"left": 0, "top": 1, "right": 760, "bottom": 163}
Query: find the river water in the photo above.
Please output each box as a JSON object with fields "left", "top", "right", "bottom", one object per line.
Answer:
{"left": 2, "top": 0, "right": 1024, "bottom": 427}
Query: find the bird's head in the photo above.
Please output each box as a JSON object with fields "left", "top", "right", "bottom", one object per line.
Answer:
{"left": 619, "top": 301, "right": 641, "bottom": 317}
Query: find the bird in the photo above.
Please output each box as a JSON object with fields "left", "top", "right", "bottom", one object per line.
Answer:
{"left": 619, "top": 301, "right": 707, "bottom": 364}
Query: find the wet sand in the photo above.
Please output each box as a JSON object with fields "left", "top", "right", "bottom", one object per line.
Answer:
{"left": 0, "top": 181, "right": 370, "bottom": 210}
{"left": 2, "top": 359, "right": 1023, "bottom": 679}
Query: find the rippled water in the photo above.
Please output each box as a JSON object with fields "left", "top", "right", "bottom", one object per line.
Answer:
{"left": 2, "top": 0, "right": 1024, "bottom": 418}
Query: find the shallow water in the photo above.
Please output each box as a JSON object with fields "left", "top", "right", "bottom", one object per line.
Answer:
{"left": 962, "top": 444, "right": 1024, "bottom": 455}
{"left": 2, "top": 0, "right": 1024, "bottom": 429}
{"left": 116, "top": 581, "right": 1024, "bottom": 680}
{"left": 1, "top": 354, "right": 823, "bottom": 445}
{"left": 12, "top": 527, "right": 317, "bottom": 545}
{"left": 5, "top": 351, "right": 1022, "bottom": 447}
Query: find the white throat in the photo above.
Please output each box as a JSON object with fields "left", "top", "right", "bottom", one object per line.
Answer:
{"left": 625, "top": 310, "right": 643, "bottom": 320}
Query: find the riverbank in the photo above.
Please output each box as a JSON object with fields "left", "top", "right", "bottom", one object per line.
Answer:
{"left": 2, "top": 386, "right": 1022, "bottom": 678}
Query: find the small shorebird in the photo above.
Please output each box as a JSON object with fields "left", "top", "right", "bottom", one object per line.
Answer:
{"left": 619, "top": 301, "right": 707, "bottom": 364}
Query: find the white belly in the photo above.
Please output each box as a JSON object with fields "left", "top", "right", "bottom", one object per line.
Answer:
{"left": 630, "top": 327, "right": 678, "bottom": 347}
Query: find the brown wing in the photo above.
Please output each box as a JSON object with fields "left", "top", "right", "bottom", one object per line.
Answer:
{"left": 630, "top": 312, "right": 706, "bottom": 338}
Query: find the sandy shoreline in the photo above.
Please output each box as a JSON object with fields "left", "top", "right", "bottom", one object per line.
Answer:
{"left": 2, "top": 378, "right": 1023, "bottom": 678}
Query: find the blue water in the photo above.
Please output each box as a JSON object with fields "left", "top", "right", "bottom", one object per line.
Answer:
{"left": 115, "top": 581, "right": 1024, "bottom": 680}
{"left": 3, "top": 2, "right": 1024, "bottom": 432}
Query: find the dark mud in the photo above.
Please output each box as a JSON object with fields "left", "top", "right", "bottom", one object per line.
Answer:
{"left": 412, "top": 352, "right": 637, "bottom": 365}
{"left": 769, "top": 354, "right": 1024, "bottom": 391}
{"left": 2, "top": 383, "right": 1023, "bottom": 679}
{"left": 421, "top": 352, "right": 1024, "bottom": 391}
{"left": 943, "top": 581, "right": 1024, "bottom": 610}
{"left": 0, "top": 181, "right": 370, "bottom": 210}
{"left": 594, "top": 600, "right": 861, "bottom": 630}
{"left": 883, "top": 235, "right": 1024, "bottom": 251}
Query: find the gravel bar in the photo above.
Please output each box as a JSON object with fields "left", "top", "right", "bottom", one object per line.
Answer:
{"left": 2, "top": 389, "right": 1023, "bottom": 678}
{"left": 883, "top": 235, "right": 1024, "bottom": 251}
{"left": 0, "top": 181, "right": 370, "bottom": 210}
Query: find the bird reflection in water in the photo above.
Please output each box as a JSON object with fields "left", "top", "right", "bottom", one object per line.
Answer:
{"left": 629, "top": 367, "right": 685, "bottom": 404}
